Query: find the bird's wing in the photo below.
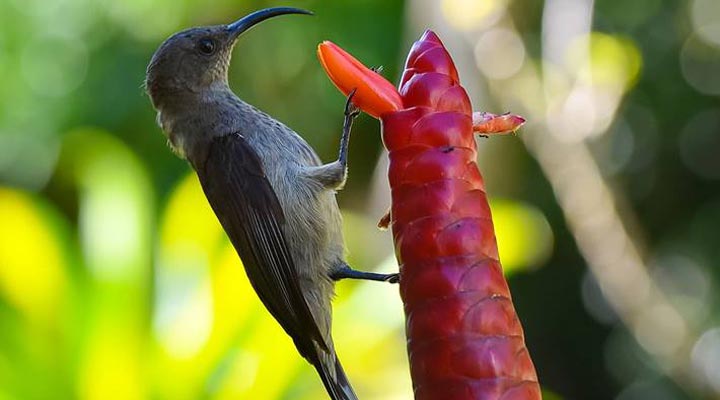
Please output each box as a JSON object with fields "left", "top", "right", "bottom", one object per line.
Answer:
{"left": 192, "top": 132, "right": 328, "bottom": 356}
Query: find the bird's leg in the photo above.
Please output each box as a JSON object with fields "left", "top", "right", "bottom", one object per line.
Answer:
{"left": 330, "top": 263, "right": 399, "bottom": 284}
{"left": 303, "top": 90, "right": 360, "bottom": 190}
{"left": 338, "top": 88, "right": 360, "bottom": 167}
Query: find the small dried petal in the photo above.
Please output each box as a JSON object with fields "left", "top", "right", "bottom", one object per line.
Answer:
{"left": 472, "top": 112, "right": 526, "bottom": 135}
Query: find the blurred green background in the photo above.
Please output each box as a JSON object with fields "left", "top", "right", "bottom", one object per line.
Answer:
{"left": 1, "top": 0, "right": 719, "bottom": 399}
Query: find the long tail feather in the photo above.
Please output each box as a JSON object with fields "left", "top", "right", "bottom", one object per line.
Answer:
{"left": 313, "top": 353, "right": 358, "bottom": 400}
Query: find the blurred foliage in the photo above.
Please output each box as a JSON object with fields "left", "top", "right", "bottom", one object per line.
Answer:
{"left": 0, "top": 0, "right": 718, "bottom": 399}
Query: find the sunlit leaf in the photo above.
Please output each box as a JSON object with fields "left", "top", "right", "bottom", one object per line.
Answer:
{"left": 154, "top": 173, "right": 221, "bottom": 399}
{"left": 0, "top": 187, "right": 68, "bottom": 325}
{"left": 58, "top": 128, "right": 154, "bottom": 400}
{"left": 154, "top": 173, "right": 272, "bottom": 399}
{"left": 78, "top": 327, "right": 145, "bottom": 400}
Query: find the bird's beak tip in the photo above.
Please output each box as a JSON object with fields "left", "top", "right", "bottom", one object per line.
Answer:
{"left": 227, "top": 7, "right": 314, "bottom": 38}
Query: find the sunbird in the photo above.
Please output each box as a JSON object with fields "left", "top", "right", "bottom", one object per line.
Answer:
{"left": 145, "top": 7, "right": 396, "bottom": 400}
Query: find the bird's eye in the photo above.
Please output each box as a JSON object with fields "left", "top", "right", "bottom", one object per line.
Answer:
{"left": 197, "top": 38, "right": 216, "bottom": 55}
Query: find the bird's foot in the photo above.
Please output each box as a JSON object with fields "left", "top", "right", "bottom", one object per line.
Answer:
{"left": 331, "top": 265, "right": 399, "bottom": 284}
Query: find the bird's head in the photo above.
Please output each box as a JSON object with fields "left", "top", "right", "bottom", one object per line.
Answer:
{"left": 145, "top": 7, "right": 312, "bottom": 109}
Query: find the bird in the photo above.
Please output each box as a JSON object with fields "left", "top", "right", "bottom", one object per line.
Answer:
{"left": 145, "top": 7, "right": 396, "bottom": 400}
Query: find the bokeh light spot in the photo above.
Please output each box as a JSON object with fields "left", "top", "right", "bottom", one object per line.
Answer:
{"left": 615, "top": 380, "right": 679, "bottom": 400}
{"left": 489, "top": 198, "right": 554, "bottom": 273}
{"left": 633, "top": 303, "right": 687, "bottom": 358}
{"left": 474, "top": 28, "right": 526, "bottom": 80}
{"left": 155, "top": 173, "right": 224, "bottom": 360}
{"left": 63, "top": 129, "right": 153, "bottom": 282}
{"left": 21, "top": 34, "right": 88, "bottom": 97}
{"left": 0, "top": 130, "right": 60, "bottom": 190}
{"left": 651, "top": 253, "right": 711, "bottom": 325}
{"left": 593, "top": 117, "right": 635, "bottom": 176}
{"left": 441, "top": 0, "right": 506, "bottom": 31}
{"left": 679, "top": 108, "right": 720, "bottom": 180}
{"left": 691, "top": 327, "right": 720, "bottom": 393}
{"left": 568, "top": 32, "right": 642, "bottom": 89}
{"left": 691, "top": 0, "right": 720, "bottom": 48}
{"left": 581, "top": 271, "right": 618, "bottom": 325}
{"left": 157, "top": 278, "right": 213, "bottom": 360}
{"left": 681, "top": 35, "right": 720, "bottom": 96}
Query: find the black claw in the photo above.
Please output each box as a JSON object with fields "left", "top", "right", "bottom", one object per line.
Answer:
{"left": 344, "top": 88, "right": 360, "bottom": 118}
{"left": 386, "top": 273, "right": 400, "bottom": 284}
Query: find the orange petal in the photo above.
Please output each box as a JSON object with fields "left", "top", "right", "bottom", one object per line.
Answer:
{"left": 317, "top": 41, "right": 403, "bottom": 118}
{"left": 472, "top": 111, "right": 526, "bottom": 135}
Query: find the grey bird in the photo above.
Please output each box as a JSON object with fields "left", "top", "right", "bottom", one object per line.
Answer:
{"left": 145, "top": 7, "right": 397, "bottom": 400}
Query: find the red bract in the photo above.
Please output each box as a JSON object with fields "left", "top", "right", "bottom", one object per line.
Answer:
{"left": 318, "top": 30, "right": 539, "bottom": 400}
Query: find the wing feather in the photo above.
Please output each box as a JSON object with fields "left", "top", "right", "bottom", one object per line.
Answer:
{"left": 192, "top": 133, "right": 328, "bottom": 356}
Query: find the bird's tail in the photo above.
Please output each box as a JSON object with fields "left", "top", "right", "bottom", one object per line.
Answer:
{"left": 313, "top": 352, "right": 358, "bottom": 400}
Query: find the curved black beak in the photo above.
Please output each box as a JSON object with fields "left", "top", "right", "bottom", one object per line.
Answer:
{"left": 227, "top": 7, "right": 313, "bottom": 41}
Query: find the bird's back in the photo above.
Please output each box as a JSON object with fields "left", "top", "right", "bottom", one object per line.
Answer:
{"left": 234, "top": 100, "right": 346, "bottom": 337}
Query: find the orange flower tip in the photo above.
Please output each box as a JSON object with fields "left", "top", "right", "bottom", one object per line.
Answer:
{"left": 316, "top": 40, "right": 403, "bottom": 118}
